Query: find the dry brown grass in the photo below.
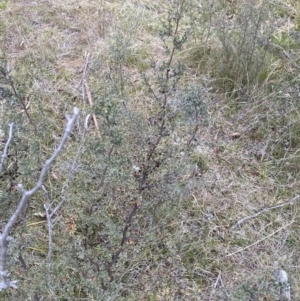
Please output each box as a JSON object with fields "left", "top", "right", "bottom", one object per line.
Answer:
{"left": 1, "top": 0, "right": 300, "bottom": 300}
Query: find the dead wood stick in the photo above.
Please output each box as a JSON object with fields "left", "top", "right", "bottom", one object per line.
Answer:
{"left": 84, "top": 82, "right": 101, "bottom": 139}
{"left": 231, "top": 195, "right": 300, "bottom": 230}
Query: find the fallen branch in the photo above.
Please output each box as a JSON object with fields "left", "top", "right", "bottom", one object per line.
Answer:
{"left": 226, "top": 221, "right": 294, "bottom": 257}
{"left": 230, "top": 195, "right": 300, "bottom": 230}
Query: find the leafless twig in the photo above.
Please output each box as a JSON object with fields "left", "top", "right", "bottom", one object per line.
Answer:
{"left": 0, "top": 107, "right": 79, "bottom": 291}
{"left": 42, "top": 117, "right": 84, "bottom": 299}
{"left": 209, "top": 272, "right": 224, "bottom": 301}
{"left": 230, "top": 195, "right": 300, "bottom": 230}
{"left": 44, "top": 201, "right": 57, "bottom": 300}
{"left": 52, "top": 125, "right": 85, "bottom": 218}
{"left": 78, "top": 51, "right": 90, "bottom": 92}
{"left": 0, "top": 123, "right": 14, "bottom": 174}
{"left": 226, "top": 221, "right": 293, "bottom": 257}
{"left": 41, "top": 185, "right": 56, "bottom": 299}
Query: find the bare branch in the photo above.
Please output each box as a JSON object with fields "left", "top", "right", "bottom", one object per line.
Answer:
{"left": 0, "top": 123, "right": 14, "bottom": 174}
{"left": 52, "top": 118, "right": 87, "bottom": 218}
{"left": 0, "top": 107, "right": 79, "bottom": 290}
{"left": 230, "top": 195, "right": 300, "bottom": 230}
{"left": 44, "top": 202, "right": 57, "bottom": 300}
{"left": 42, "top": 127, "right": 84, "bottom": 300}
{"left": 226, "top": 221, "right": 293, "bottom": 257}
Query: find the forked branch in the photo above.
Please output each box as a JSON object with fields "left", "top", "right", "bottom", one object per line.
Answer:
{"left": 0, "top": 107, "right": 79, "bottom": 291}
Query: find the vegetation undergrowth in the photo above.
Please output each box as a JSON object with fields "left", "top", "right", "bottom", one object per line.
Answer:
{"left": 0, "top": 0, "right": 300, "bottom": 300}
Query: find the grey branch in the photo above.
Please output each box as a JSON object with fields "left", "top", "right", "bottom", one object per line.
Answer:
{"left": 0, "top": 123, "right": 14, "bottom": 174}
{"left": 0, "top": 107, "right": 79, "bottom": 291}
{"left": 231, "top": 195, "right": 300, "bottom": 230}
{"left": 44, "top": 202, "right": 57, "bottom": 300}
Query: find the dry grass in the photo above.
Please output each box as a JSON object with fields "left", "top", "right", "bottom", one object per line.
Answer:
{"left": 1, "top": 0, "right": 300, "bottom": 300}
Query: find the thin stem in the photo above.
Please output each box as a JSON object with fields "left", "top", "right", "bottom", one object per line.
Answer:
{"left": 0, "top": 123, "right": 14, "bottom": 174}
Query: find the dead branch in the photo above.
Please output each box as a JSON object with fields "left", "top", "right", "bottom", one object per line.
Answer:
{"left": 230, "top": 195, "right": 300, "bottom": 230}
{"left": 0, "top": 123, "right": 14, "bottom": 174}
{"left": 0, "top": 107, "right": 79, "bottom": 291}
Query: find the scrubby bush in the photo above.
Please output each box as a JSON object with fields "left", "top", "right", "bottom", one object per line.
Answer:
{"left": 0, "top": 0, "right": 209, "bottom": 299}
{"left": 1, "top": 0, "right": 300, "bottom": 300}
